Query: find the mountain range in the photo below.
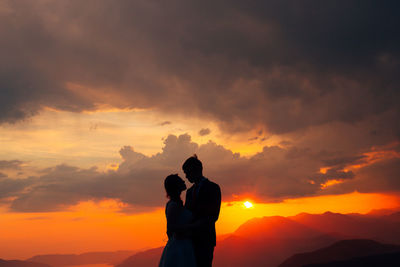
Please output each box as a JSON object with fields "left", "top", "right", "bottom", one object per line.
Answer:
{"left": 6, "top": 210, "right": 400, "bottom": 267}
{"left": 279, "top": 239, "right": 400, "bottom": 267}
{"left": 26, "top": 251, "right": 134, "bottom": 267}
{"left": 116, "top": 210, "right": 400, "bottom": 267}
{"left": 303, "top": 251, "right": 400, "bottom": 266}
{"left": 0, "top": 259, "right": 51, "bottom": 267}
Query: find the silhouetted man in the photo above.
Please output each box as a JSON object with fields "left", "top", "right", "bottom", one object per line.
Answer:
{"left": 183, "top": 155, "right": 221, "bottom": 267}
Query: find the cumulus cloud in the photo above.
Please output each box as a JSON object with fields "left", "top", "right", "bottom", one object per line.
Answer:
{"left": 0, "top": 0, "right": 398, "bottom": 141}
{"left": 198, "top": 128, "right": 211, "bottom": 136}
{"left": 1, "top": 1, "right": 399, "bottom": 211}
{"left": 0, "top": 160, "right": 24, "bottom": 170}
{"left": 2, "top": 134, "right": 399, "bottom": 212}
{"left": 0, "top": 175, "right": 33, "bottom": 200}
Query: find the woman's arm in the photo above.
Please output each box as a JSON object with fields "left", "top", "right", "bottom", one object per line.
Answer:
{"left": 166, "top": 202, "right": 193, "bottom": 233}
{"left": 166, "top": 202, "right": 200, "bottom": 235}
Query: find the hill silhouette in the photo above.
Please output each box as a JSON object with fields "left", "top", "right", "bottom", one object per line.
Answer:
{"left": 215, "top": 234, "right": 338, "bottom": 267}
{"left": 304, "top": 251, "right": 400, "bottom": 267}
{"left": 234, "top": 216, "right": 324, "bottom": 240}
{"left": 289, "top": 211, "right": 400, "bottom": 244}
{"left": 0, "top": 259, "right": 51, "bottom": 267}
{"left": 116, "top": 247, "right": 163, "bottom": 267}
{"left": 117, "top": 215, "right": 339, "bottom": 267}
{"left": 381, "top": 211, "right": 400, "bottom": 223}
{"left": 212, "top": 216, "right": 339, "bottom": 266}
{"left": 27, "top": 251, "right": 134, "bottom": 267}
{"left": 278, "top": 239, "right": 400, "bottom": 267}
{"left": 116, "top": 210, "right": 400, "bottom": 267}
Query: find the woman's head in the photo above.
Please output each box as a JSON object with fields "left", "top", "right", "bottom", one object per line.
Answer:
{"left": 164, "top": 174, "right": 186, "bottom": 200}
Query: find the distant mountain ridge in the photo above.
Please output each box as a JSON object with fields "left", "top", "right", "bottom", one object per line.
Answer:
{"left": 234, "top": 216, "right": 324, "bottom": 240}
{"left": 118, "top": 215, "right": 341, "bottom": 267}
{"left": 0, "top": 259, "right": 51, "bottom": 267}
{"left": 304, "top": 251, "right": 400, "bottom": 267}
{"left": 116, "top": 247, "right": 163, "bottom": 267}
{"left": 22, "top": 210, "right": 400, "bottom": 267}
{"left": 27, "top": 250, "right": 135, "bottom": 267}
{"left": 289, "top": 211, "right": 400, "bottom": 244}
{"left": 278, "top": 239, "right": 400, "bottom": 267}
{"left": 117, "top": 210, "right": 400, "bottom": 267}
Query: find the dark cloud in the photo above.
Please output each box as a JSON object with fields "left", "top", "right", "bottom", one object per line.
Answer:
{"left": 1, "top": 1, "right": 399, "bottom": 211}
{"left": 160, "top": 121, "right": 172, "bottom": 126}
{"left": 2, "top": 134, "right": 398, "bottom": 212}
{"left": 322, "top": 157, "right": 400, "bottom": 196}
{"left": 311, "top": 168, "right": 355, "bottom": 186}
{"left": 0, "top": 175, "right": 33, "bottom": 200}
{"left": 321, "top": 155, "right": 367, "bottom": 168}
{"left": 0, "top": 160, "right": 24, "bottom": 170}
{"left": 0, "top": 0, "right": 398, "bottom": 141}
{"left": 198, "top": 128, "right": 211, "bottom": 136}
{"left": 355, "top": 158, "right": 400, "bottom": 193}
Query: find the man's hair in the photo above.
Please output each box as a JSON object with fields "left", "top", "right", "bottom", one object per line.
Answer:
{"left": 182, "top": 154, "right": 203, "bottom": 173}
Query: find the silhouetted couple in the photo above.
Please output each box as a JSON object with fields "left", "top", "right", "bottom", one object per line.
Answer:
{"left": 159, "top": 155, "right": 221, "bottom": 267}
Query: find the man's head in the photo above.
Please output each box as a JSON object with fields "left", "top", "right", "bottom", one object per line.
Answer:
{"left": 182, "top": 154, "right": 203, "bottom": 183}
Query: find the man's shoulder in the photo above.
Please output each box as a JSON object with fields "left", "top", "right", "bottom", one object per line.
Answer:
{"left": 204, "top": 178, "right": 220, "bottom": 190}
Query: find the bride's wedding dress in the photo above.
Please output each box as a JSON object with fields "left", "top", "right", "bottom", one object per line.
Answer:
{"left": 159, "top": 200, "right": 196, "bottom": 267}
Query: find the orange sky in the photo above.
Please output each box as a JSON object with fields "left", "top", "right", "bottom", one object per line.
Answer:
{"left": 1, "top": 191, "right": 399, "bottom": 260}
{"left": 1, "top": 109, "right": 400, "bottom": 260}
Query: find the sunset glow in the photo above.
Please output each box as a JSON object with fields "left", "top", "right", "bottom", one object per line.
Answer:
{"left": 218, "top": 192, "right": 400, "bottom": 234}
{"left": 1, "top": 192, "right": 399, "bottom": 259}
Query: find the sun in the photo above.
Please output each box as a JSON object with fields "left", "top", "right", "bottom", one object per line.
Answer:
{"left": 243, "top": 201, "right": 253, "bottom": 208}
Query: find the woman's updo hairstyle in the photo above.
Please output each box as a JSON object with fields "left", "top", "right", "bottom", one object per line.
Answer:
{"left": 164, "top": 174, "right": 185, "bottom": 202}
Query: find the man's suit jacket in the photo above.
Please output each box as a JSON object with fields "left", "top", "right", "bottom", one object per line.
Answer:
{"left": 185, "top": 178, "right": 221, "bottom": 247}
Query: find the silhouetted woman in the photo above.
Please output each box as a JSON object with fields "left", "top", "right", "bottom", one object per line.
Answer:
{"left": 159, "top": 174, "right": 197, "bottom": 267}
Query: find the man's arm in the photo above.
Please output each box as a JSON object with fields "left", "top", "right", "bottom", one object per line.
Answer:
{"left": 209, "top": 183, "right": 221, "bottom": 222}
{"left": 196, "top": 182, "right": 221, "bottom": 227}
{"left": 185, "top": 187, "right": 192, "bottom": 210}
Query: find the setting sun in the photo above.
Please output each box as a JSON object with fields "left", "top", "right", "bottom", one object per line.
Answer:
{"left": 244, "top": 201, "right": 253, "bottom": 208}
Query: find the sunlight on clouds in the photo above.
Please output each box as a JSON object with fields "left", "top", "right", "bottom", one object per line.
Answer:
{"left": 344, "top": 142, "right": 400, "bottom": 172}
{"left": 320, "top": 179, "right": 344, "bottom": 189}
{"left": 0, "top": 109, "right": 283, "bottom": 172}
{"left": 66, "top": 82, "right": 132, "bottom": 107}
{"left": 319, "top": 167, "right": 328, "bottom": 174}
{"left": 0, "top": 109, "right": 215, "bottom": 170}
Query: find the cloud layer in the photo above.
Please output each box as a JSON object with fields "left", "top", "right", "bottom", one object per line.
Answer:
{"left": 1, "top": 0, "right": 399, "bottom": 137}
{"left": 1, "top": 134, "right": 398, "bottom": 212}
{"left": 1, "top": 1, "right": 399, "bottom": 212}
